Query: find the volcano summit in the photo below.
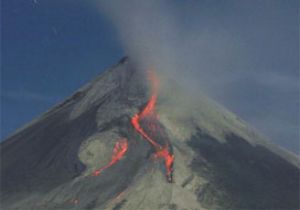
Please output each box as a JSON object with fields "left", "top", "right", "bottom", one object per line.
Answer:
{"left": 1, "top": 58, "right": 299, "bottom": 210}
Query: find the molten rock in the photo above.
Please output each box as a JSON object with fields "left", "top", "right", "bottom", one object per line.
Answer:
{"left": 1, "top": 57, "right": 299, "bottom": 210}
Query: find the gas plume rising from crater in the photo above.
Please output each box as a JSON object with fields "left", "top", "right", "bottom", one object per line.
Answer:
{"left": 96, "top": 0, "right": 299, "bottom": 155}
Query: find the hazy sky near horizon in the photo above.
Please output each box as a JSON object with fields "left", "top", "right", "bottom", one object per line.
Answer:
{"left": 1, "top": 0, "right": 299, "bottom": 154}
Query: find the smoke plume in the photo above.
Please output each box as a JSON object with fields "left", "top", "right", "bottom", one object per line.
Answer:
{"left": 95, "top": 0, "right": 299, "bottom": 154}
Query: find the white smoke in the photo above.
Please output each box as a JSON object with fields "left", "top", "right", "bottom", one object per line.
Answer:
{"left": 95, "top": 0, "right": 299, "bottom": 154}
{"left": 96, "top": 0, "right": 243, "bottom": 94}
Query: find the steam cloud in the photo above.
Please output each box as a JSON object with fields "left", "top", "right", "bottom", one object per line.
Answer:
{"left": 96, "top": 0, "right": 242, "bottom": 94}
{"left": 95, "top": 0, "right": 299, "bottom": 154}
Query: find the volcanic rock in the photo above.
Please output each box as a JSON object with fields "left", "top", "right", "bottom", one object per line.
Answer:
{"left": 1, "top": 58, "right": 299, "bottom": 210}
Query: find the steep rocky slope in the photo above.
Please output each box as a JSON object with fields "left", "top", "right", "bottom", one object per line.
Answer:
{"left": 1, "top": 58, "right": 299, "bottom": 210}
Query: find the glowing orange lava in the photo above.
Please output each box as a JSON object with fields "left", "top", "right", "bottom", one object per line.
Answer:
{"left": 91, "top": 70, "right": 174, "bottom": 183}
{"left": 131, "top": 70, "right": 174, "bottom": 182}
{"left": 131, "top": 113, "right": 161, "bottom": 149}
{"left": 153, "top": 146, "right": 175, "bottom": 182}
{"left": 92, "top": 138, "right": 128, "bottom": 176}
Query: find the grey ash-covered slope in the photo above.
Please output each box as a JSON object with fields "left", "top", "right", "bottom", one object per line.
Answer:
{"left": 1, "top": 58, "right": 299, "bottom": 210}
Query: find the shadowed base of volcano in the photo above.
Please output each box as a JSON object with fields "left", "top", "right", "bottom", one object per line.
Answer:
{"left": 188, "top": 128, "right": 300, "bottom": 210}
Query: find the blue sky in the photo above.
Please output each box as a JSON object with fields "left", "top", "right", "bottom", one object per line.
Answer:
{"left": 1, "top": 0, "right": 123, "bottom": 138}
{"left": 1, "top": 0, "right": 299, "bottom": 154}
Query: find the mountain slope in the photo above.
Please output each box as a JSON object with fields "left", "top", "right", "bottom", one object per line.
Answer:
{"left": 1, "top": 58, "right": 299, "bottom": 210}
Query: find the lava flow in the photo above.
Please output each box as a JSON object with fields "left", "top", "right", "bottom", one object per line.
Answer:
{"left": 92, "top": 138, "right": 128, "bottom": 176}
{"left": 131, "top": 70, "right": 174, "bottom": 183}
{"left": 91, "top": 70, "right": 174, "bottom": 183}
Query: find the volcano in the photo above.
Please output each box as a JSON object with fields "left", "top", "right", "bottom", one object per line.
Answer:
{"left": 1, "top": 57, "right": 299, "bottom": 210}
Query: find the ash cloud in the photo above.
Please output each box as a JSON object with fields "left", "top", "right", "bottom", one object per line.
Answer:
{"left": 95, "top": 0, "right": 299, "bottom": 154}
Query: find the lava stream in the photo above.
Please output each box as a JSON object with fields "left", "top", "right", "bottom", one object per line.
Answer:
{"left": 91, "top": 70, "right": 174, "bottom": 183}
{"left": 153, "top": 146, "right": 174, "bottom": 182}
{"left": 92, "top": 138, "right": 128, "bottom": 176}
{"left": 131, "top": 70, "right": 174, "bottom": 182}
{"left": 131, "top": 113, "right": 161, "bottom": 149}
